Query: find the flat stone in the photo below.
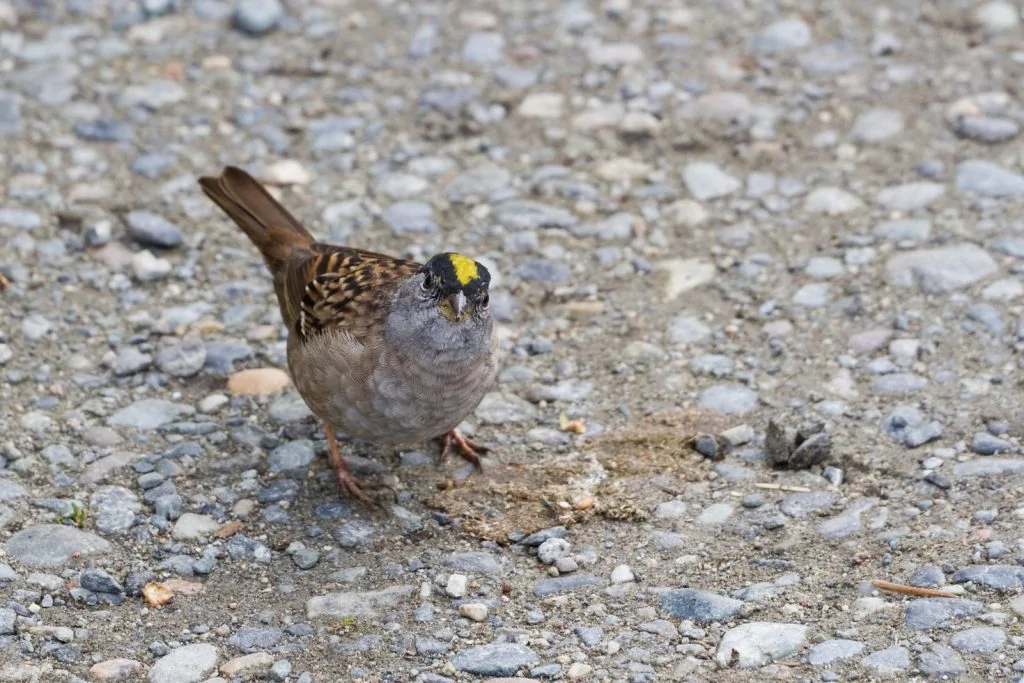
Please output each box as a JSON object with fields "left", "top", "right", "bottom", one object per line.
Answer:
{"left": 885, "top": 244, "right": 996, "bottom": 293}
{"left": 861, "top": 646, "right": 910, "bottom": 676}
{"left": 147, "top": 643, "right": 218, "bottom": 683}
{"left": 952, "top": 458, "right": 1024, "bottom": 478}
{"left": 451, "top": 643, "right": 539, "bottom": 676}
{"left": 659, "top": 588, "right": 744, "bottom": 623}
{"left": 172, "top": 513, "right": 220, "bottom": 541}
{"left": 904, "top": 598, "right": 983, "bottom": 629}
{"left": 876, "top": 182, "right": 945, "bottom": 211}
{"left": 6, "top": 525, "right": 111, "bottom": 568}
{"left": 804, "top": 187, "right": 863, "bottom": 214}
{"left": 219, "top": 652, "right": 274, "bottom": 678}
{"left": 749, "top": 17, "right": 812, "bottom": 54}
{"left": 89, "top": 659, "right": 143, "bottom": 682}
{"left": 949, "top": 626, "right": 1006, "bottom": 654}
{"left": 682, "top": 162, "right": 740, "bottom": 200}
{"left": 807, "top": 639, "right": 865, "bottom": 666}
{"left": 955, "top": 160, "right": 1024, "bottom": 197}
{"left": 951, "top": 565, "right": 1024, "bottom": 590}
{"left": 306, "top": 586, "right": 416, "bottom": 621}
{"left": 108, "top": 399, "right": 193, "bottom": 430}
{"left": 714, "top": 622, "right": 808, "bottom": 668}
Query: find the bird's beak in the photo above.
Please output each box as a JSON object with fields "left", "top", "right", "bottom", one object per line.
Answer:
{"left": 448, "top": 290, "right": 467, "bottom": 320}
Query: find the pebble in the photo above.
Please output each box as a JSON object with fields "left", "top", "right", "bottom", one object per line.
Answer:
{"left": 147, "top": 643, "right": 218, "bottom": 683}
{"left": 305, "top": 586, "right": 416, "bottom": 620}
{"left": 886, "top": 244, "right": 997, "bottom": 293}
{"left": 852, "top": 109, "right": 904, "bottom": 143}
{"left": 220, "top": 652, "right": 274, "bottom": 678}
{"left": 803, "top": 187, "right": 863, "bottom": 214}
{"left": 6, "top": 524, "right": 111, "bottom": 568}
{"left": 155, "top": 340, "right": 207, "bottom": 378}
{"left": 90, "top": 659, "right": 143, "bottom": 682}
{"left": 227, "top": 368, "right": 291, "bottom": 396}
{"left": 861, "top": 646, "right": 910, "bottom": 676}
{"left": 446, "top": 574, "right": 468, "bottom": 598}
{"left": 698, "top": 384, "right": 758, "bottom": 415}
{"left": 952, "top": 564, "right": 1024, "bottom": 589}
{"left": 232, "top": 0, "right": 283, "bottom": 35}
{"left": 749, "top": 17, "right": 812, "bottom": 54}
{"left": 458, "top": 603, "right": 488, "bottom": 622}
{"left": 714, "top": 622, "right": 807, "bottom": 668}
{"left": 682, "top": 162, "right": 740, "bottom": 200}
{"left": 956, "top": 160, "right": 1024, "bottom": 197}
{"left": 904, "top": 598, "right": 983, "bottom": 629}
{"left": 172, "top": 513, "right": 220, "bottom": 540}
{"left": 807, "top": 639, "right": 865, "bottom": 666}
{"left": 108, "top": 399, "right": 192, "bottom": 430}
{"left": 451, "top": 643, "right": 538, "bottom": 676}
{"left": 124, "top": 211, "right": 184, "bottom": 249}
{"left": 659, "top": 588, "right": 743, "bottom": 622}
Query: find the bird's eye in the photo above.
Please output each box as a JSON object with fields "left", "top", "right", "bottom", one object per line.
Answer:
{"left": 479, "top": 294, "right": 490, "bottom": 311}
{"left": 420, "top": 276, "right": 432, "bottom": 291}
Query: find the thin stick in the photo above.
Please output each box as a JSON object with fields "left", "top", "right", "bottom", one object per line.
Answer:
{"left": 754, "top": 483, "right": 812, "bottom": 493}
{"left": 870, "top": 579, "right": 958, "bottom": 599}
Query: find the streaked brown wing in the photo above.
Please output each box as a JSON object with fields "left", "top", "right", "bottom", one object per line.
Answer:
{"left": 282, "top": 245, "right": 422, "bottom": 342}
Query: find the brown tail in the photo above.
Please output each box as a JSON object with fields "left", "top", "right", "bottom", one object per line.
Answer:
{"left": 198, "top": 166, "right": 315, "bottom": 272}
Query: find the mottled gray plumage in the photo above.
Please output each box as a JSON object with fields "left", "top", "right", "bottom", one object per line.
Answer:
{"left": 198, "top": 166, "right": 499, "bottom": 503}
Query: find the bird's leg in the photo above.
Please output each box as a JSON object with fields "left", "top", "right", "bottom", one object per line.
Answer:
{"left": 439, "top": 428, "right": 490, "bottom": 469}
{"left": 324, "top": 423, "right": 379, "bottom": 507}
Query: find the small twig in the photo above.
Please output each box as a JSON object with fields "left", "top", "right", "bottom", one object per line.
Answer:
{"left": 754, "top": 483, "right": 812, "bottom": 493}
{"left": 870, "top": 579, "right": 958, "bottom": 599}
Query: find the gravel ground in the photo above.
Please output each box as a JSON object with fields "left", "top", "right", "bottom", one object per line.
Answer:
{"left": 3, "top": 0, "right": 1024, "bottom": 681}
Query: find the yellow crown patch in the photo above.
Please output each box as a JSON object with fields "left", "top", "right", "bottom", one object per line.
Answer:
{"left": 448, "top": 253, "right": 479, "bottom": 286}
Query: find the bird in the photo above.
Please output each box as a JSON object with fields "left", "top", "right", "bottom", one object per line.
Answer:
{"left": 198, "top": 166, "right": 499, "bottom": 505}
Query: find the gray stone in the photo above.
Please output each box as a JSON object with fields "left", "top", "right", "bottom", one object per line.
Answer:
{"left": 852, "top": 109, "right": 904, "bottom": 143}
{"left": 493, "top": 200, "right": 577, "bottom": 231}
{"left": 382, "top": 201, "right": 436, "bottom": 235}
{"left": 873, "top": 219, "right": 931, "bottom": 244}
{"left": 533, "top": 575, "right": 598, "bottom": 597}
{"left": 807, "top": 639, "right": 865, "bottom": 666}
{"left": 90, "top": 486, "right": 141, "bottom": 535}
{"left": 108, "top": 399, "right": 192, "bottom": 430}
{"left": 154, "top": 341, "right": 207, "bottom": 378}
{"left": 714, "top": 622, "right": 808, "bottom": 668}
{"left": 147, "top": 644, "right": 218, "bottom": 683}
{"left": 124, "top": 211, "right": 184, "bottom": 248}
{"left": 682, "top": 162, "right": 740, "bottom": 200}
{"left": 955, "top": 160, "right": 1024, "bottom": 197}
{"left": 307, "top": 586, "right": 416, "bottom": 620}
{"left": 659, "top": 588, "right": 744, "bottom": 623}
{"left": 861, "top": 646, "right": 910, "bottom": 676}
{"left": 918, "top": 645, "right": 966, "bottom": 679}
{"left": 876, "top": 182, "right": 945, "bottom": 211}
{"left": 951, "top": 565, "right": 1024, "bottom": 590}
{"left": 885, "top": 244, "right": 996, "bottom": 293}
{"left": 949, "top": 626, "right": 1006, "bottom": 654}
{"left": 953, "top": 458, "right": 1024, "bottom": 478}
{"left": 698, "top": 384, "right": 758, "bottom": 415}
{"left": 227, "top": 626, "right": 283, "bottom": 653}
{"left": 268, "top": 440, "right": 316, "bottom": 473}
{"left": 451, "top": 643, "right": 538, "bottom": 676}
{"left": 667, "top": 315, "right": 711, "bottom": 344}
{"left": 904, "top": 598, "right": 983, "bottom": 629}
{"left": 6, "top": 525, "right": 111, "bottom": 568}
{"left": 475, "top": 392, "right": 538, "bottom": 424}
{"left": 234, "top": 0, "right": 283, "bottom": 35}
{"left": 749, "top": 18, "right": 812, "bottom": 54}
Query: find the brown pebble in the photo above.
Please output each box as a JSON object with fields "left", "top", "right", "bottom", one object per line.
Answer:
{"left": 227, "top": 368, "right": 291, "bottom": 396}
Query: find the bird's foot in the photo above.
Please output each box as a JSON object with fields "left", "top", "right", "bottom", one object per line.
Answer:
{"left": 439, "top": 428, "right": 490, "bottom": 469}
{"left": 325, "top": 424, "right": 382, "bottom": 508}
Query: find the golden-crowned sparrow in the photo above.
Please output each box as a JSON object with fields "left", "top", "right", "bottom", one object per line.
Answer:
{"left": 198, "top": 166, "right": 499, "bottom": 504}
